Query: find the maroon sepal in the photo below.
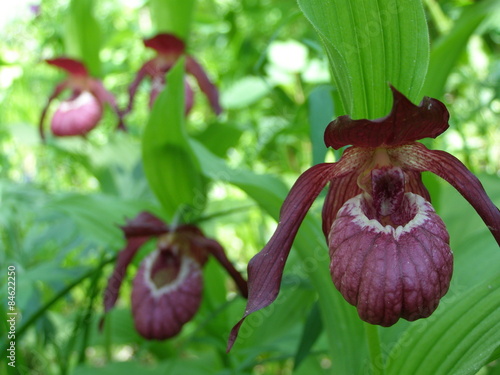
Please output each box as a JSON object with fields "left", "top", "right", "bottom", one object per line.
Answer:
{"left": 144, "top": 33, "right": 185, "bottom": 56}
{"left": 46, "top": 57, "right": 88, "bottom": 76}
{"left": 186, "top": 56, "right": 222, "bottom": 115}
{"left": 102, "top": 212, "right": 169, "bottom": 315}
{"left": 324, "top": 86, "right": 450, "bottom": 150}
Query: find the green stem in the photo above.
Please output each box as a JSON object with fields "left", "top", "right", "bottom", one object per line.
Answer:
{"left": 365, "top": 323, "right": 384, "bottom": 375}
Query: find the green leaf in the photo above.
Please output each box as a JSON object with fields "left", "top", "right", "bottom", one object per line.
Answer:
{"left": 386, "top": 275, "right": 500, "bottom": 375}
{"left": 421, "top": 0, "right": 500, "bottom": 99}
{"left": 298, "top": 0, "right": 429, "bottom": 119}
{"left": 149, "top": 0, "right": 196, "bottom": 39}
{"left": 63, "top": 0, "right": 102, "bottom": 77}
{"left": 142, "top": 60, "right": 206, "bottom": 221}
{"left": 45, "top": 193, "right": 141, "bottom": 245}
{"left": 293, "top": 301, "right": 323, "bottom": 370}
{"left": 308, "top": 85, "right": 334, "bottom": 165}
{"left": 221, "top": 76, "right": 272, "bottom": 110}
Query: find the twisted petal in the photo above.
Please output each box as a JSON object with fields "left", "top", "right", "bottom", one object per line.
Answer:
{"left": 131, "top": 250, "right": 203, "bottom": 339}
{"left": 194, "top": 235, "right": 248, "bottom": 297}
{"left": 186, "top": 56, "right": 222, "bottom": 115}
{"left": 228, "top": 147, "right": 369, "bottom": 351}
{"left": 330, "top": 193, "right": 453, "bottom": 326}
{"left": 392, "top": 143, "right": 500, "bottom": 245}
{"left": 103, "top": 212, "right": 169, "bottom": 313}
{"left": 324, "top": 86, "right": 449, "bottom": 149}
{"left": 103, "top": 236, "right": 153, "bottom": 313}
{"left": 125, "top": 60, "right": 159, "bottom": 115}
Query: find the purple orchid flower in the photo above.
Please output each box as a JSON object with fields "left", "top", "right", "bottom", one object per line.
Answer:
{"left": 39, "top": 58, "right": 123, "bottom": 139}
{"left": 228, "top": 86, "right": 500, "bottom": 350}
{"left": 125, "top": 33, "right": 222, "bottom": 116}
{"left": 103, "top": 212, "right": 247, "bottom": 340}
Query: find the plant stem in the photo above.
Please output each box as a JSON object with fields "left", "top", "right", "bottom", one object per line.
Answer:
{"left": 364, "top": 323, "right": 384, "bottom": 375}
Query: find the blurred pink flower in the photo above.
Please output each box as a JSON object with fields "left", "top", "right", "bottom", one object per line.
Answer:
{"left": 125, "top": 33, "right": 222, "bottom": 116}
{"left": 102, "top": 212, "right": 247, "bottom": 340}
{"left": 39, "top": 58, "right": 123, "bottom": 138}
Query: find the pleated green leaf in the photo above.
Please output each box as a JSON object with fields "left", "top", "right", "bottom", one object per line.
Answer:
{"left": 142, "top": 60, "right": 206, "bottom": 221}
{"left": 298, "top": 0, "right": 429, "bottom": 119}
{"left": 293, "top": 301, "right": 323, "bottom": 370}
{"left": 149, "top": 0, "right": 196, "bottom": 39}
{"left": 63, "top": 0, "right": 102, "bottom": 77}
{"left": 386, "top": 276, "right": 500, "bottom": 375}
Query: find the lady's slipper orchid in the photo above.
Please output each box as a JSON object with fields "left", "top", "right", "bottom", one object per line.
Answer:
{"left": 103, "top": 212, "right": 247, "bottom": 340}
{"left": 125, "top": 33, "right": 222, "bottom": 116}
{"left": 39, "top": 58, "right": 123, "bottom": 138}
{"left": 228, "top": 86, "right": 500, "bottom": 350}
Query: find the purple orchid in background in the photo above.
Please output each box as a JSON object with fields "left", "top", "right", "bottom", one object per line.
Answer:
{"left": 228, "top": 86, "right": 500, "bottom": 350}
{"left": 39, "top": 58, "right": 123, "bottom": 139}
{"left": 103, "top": 212, "right": 247, "bottom": 340}
{"left": 124, "top": 33, "right": 222, "bottom": 116}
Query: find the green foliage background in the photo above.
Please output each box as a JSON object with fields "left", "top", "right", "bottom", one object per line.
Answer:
{"left": 0, "top": 0, "right": 499, "bottom": 374}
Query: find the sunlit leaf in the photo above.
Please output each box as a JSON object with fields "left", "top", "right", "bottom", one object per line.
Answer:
{"left": 149, "top": 0, "right": 196, "bottom": 39}
{"left": 142, "top": 60, "right": 207, "bottom": 221}
{"left": 386, "top": 275, "right": 500, "bottom": 375}
{"left": 298, "top": 0, "right": 429, "bottom": 118}
{"left": 63, "top": 0, "right": 102, "bottom": 77}
{"left": 221, "top": 76, "right": 272, "bottom": 109}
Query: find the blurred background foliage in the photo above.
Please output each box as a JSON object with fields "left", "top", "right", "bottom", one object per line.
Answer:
{"left": 0, "top": 0, "right": 499, "bottom": 374}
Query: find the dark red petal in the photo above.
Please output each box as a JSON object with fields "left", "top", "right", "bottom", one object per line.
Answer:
{"left": 186, "top": 56, "right": 222, "bottom": 115}
{"left": 329, "top": 193, "right": 452, "bottom": 326}
{"left": 197, "top": 237, "right": 248, "bottom": 298}
{"left": 46, "top": 57, "right": 88, "bottom": 76}
{"left": 228, "top": 149, "right": 368, "bottom": 351}
{"left": 124, "top": 60, "right": 157, "bottom": 115}
{"left": 392, "top": 143, "right": 500, "bottom": 245}
{"left": 131, "top": 251, "right": 203, "bottom": 340}
{"left": 322, "top": 172, "right": 362, "bottom": 239}
{"left": 324, "top": 86, "right": 450, "bottom": 150}
{"left": 144, "top": 33, "right": 185, "bottom": 56}
{"left": 51, "top": 91, "right": 103, "bottom": 136}
{"left": 103, "top": 236, "right": 152, "bottom": 313}
{"left": 39, "top": 81, "right": 69, "bottom": 140}
{"left": 121, "top": 211, "right": 169, "bottom": 237}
